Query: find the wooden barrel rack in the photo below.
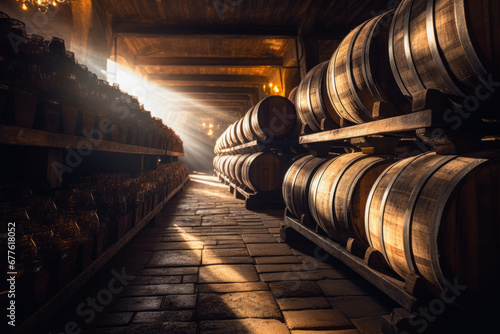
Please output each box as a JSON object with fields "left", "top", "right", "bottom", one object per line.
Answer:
{"left": 281, "top": 87, "right": 500, "bottom": 333}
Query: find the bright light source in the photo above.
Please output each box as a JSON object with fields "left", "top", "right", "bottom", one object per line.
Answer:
{"left": 274, "top": 86, "right": 279, "bottom": 93}
{"left": 202, "top": 123, "right": 206, "bottom": 127}
{"left": 209, "top": 123, "right": 213, "bottom": 128}
{"left": 207, "top": 130, "right": 213, "bottom": 136}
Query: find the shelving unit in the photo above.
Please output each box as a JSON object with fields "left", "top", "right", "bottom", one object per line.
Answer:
{"left": 13, "top": 176, "right": 189, "bottom": 334}
{"left": 0, "top": 119, "right": 187, "bottom": 334}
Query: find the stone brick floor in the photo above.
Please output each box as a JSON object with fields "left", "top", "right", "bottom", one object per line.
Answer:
{"left": 42, "top": 173, "right": 401, "bottom": 334}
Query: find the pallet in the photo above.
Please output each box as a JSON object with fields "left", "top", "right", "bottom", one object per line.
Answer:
{"left": 281, "top": 209, "right": 427, "bottom": 312}
{"left": 217, "top": 172, "right": 284, "bottom": 210}
{"left": 218, "top": 138, "right": 305, "bottom": 155}
{"left": 299, "top": 89, "right": 500, "bottom": 156}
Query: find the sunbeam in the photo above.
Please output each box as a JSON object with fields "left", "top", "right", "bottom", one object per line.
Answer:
{"left": 105, "top": 60, "right": 231, "bottom": 173}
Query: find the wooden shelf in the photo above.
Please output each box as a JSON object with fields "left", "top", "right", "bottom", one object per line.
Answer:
{"left": 299, "top": 109, "right": 438, "bottom": 145}
{"left": 219, "top": 139, "right": 301, "bottom": 155}
{"left": 166, "top": 151, "right": 185, "bottom": 156}
{"left": 14, "top": 176, "right": 190, "bottom": 334}
{"left": 282, "top": 209, "right": 419, "bottom": 312}
{"left": 0, "top": 124, "right": 168, "bottom": 156}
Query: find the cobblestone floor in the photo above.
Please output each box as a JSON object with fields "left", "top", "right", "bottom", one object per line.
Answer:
{"left": 42, "top": 174, "right": 402, "bottom": 334}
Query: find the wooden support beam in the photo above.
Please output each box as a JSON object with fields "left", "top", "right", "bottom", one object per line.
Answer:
{"left": 114, "top": 24, "right": 297, "bottom": 39}
{"left": 149, "top": 74, "right": 268, "bottom": 84}
{"left": 135, "top": 56, "right": 283, "bottom": 67}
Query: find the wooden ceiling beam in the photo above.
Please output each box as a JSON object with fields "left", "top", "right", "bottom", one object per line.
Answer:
{"left": 186, "top": 95, "right": 251, "bottom": 101}
{"left": 160, "top": 86, "right": 258, "bottom": 95}
{"left": 148, "top": 74, "right": 267, "bottom": 83}
{"left": 113, "top": 24, "right": 297, "bottom": 39}
{"left": 134, "top": 56, "right": 283, "bottom": 67}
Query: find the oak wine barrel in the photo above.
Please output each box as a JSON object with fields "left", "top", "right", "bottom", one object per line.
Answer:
{"left": 327, "top": 11, "right": 410, "bottom": 124}
{"left": 242, "top": 96, "right": 297, "bottom": 142}
{"left": 297, "top": 61, "right": 342, "bottom": 131}
{"left": 234, "top": 154, "right": 249, "bottom": 185}
{"left": 365, "top": 150, "right": 500, "bottom": 311}
{"left": 227, "top": 154, "right": 243, "bottom": 182}
{"left": 282, "top": 155, "right": 327, "bottom": 220}
{"left": 241, "top": 152, "right": 284, "bottom": 192}
{"left": 389, "top": 0, "right": 500, "bottom": 102}
{"left": 309, "top": 153, "right": 396, "bottom": 245}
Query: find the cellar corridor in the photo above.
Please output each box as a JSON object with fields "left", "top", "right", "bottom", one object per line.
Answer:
{"left": 40, "top": 173, "right": 400, "bottom": 334}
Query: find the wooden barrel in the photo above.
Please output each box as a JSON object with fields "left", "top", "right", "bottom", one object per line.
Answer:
{"left": 282, "top": 155, "right": 327, "bottom": 219}
{"left": 389, "top": 0, "right": 500, "bottom": 102}
{"left": 327, "top": 11, "right": 410, "bottom": 124}
{"left": 234, "top": 154, "right": 249, "bottom": 185}
{"left": 241, "top": 152, "right": 284, "bottom": 192}
{"left": 297, "top": 61, "right": 342, "bottom": 132}
{"left": 242, "top": 96, "right": 297, "bottom": 141}
{"left": 216, "top": 155, "right": 232, "bottom": 178}
{"left": 309, "top": 153, "right": 396, "bottom": 245}
{"left": 365, "top": 150, "right": 500, "bottom": 309}
{"left": 227, "top": 154, "right": 243, "bottom": 182}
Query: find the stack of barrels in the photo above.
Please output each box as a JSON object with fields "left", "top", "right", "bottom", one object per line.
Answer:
{"left": 214, "top": 95, "right": 299, "bottom": 154}
{"left": 290, "top": 0, "right": 499, "bottom": 132}
{"left": 214, "top": 153, "right": 286, "bottom": 193}
{"left": 213, "top": 95, "right": 301, "bottom": 193}
{"left": 283, "top": 0, "right": 500, "bottom": 313}
{"left": 283, "top": 150, "right": 500, "bottom": 313}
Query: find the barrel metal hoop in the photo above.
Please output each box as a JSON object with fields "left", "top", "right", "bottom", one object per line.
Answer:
{"left": 403, "top": 0, "right": 427, "bottom": 92}
{"left": 345, "top": 157, "right": 386, "bottom": 239}
{"left": 363, "top": 12, "right": 388, "bottom": 102}
{"left": 330, "top": 42, "right": 354, "bottom": 122}
{"left": 454, "top": 0, "right": 490, "bottom": 90}
{"left": 378, "top": 153, "right": 425, "bottom": 265}
{"left": 252, "top": 99, "right": 267, "bottom": 140}
{"left": 296, "top": 79, "right": 307, "bottom": 126}
{"left": 301, "top": 157, "right": 327, "bottom": 218}
{"left": 402, "top": 154, "right": 457, "bottom": 275}
{"left": 346, "top": 22, "right": 373, "bottom": 122}
{"left": 328, "top": 154, "right": 367, "bottom": 241}
{"left": 315, "top": 61, "right": 330, "bottom": 121}
{"left": 389, "top": 0, "right": 412, "bottom": 98}
{"left": 306, "top": 64, "right": 323, "bottom": 131}
{"left": 426, "top": 0, "right": 466, "bottom": 97}
{"left": 429, "top": 158, "right": 487, "bottom": 291}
